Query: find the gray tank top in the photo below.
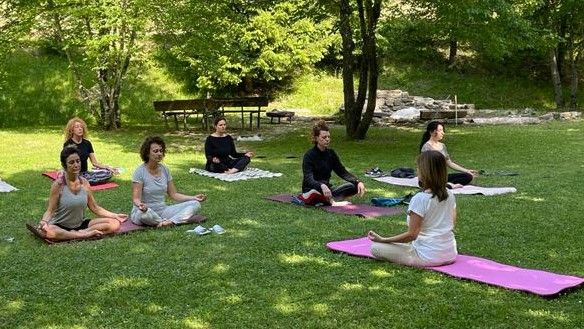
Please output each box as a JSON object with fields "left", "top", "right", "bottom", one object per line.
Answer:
{"left": 49, "top": 182, "right": 88, "bottom": 229}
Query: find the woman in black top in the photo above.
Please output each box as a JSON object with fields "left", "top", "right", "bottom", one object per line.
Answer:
{"left": 63, "top": 117, "right": 117, "bottom": 185}
{"left": 204, "top": 117, "right": 254, "bottom": 174}
{"left": 296, "top": 120, "right": 366, "bottom": 206}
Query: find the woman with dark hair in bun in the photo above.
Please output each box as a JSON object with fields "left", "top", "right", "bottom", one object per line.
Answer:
{"left": 37, "top": 146, "right": 127, "bottom": 241}
{"left": 204, "top": 116, "right": 254, "bottom": 174}
{"left": 419, "top": 121, "right": 478, "bottom": 188}
{"left": 294, "top": 120, "right": 366, "bottom": 206}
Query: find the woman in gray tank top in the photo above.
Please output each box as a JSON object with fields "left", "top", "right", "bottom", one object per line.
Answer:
{"left": 419, "top": 121, "right": 478, "bottom": 188}
{"left": 38, "top": 146, "right": 128, "bottom": 241}
{"left": 131, "top": 136, "right": 207, "bottom": 227}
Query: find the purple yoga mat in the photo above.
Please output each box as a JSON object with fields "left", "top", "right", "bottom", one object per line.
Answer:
{"left": 267, "top": 194, "right": 403, "bottom": 218}
{"left": 26, "top": 215, "right": 207, "bottom": 245}
{"left": 326, "top": 237, "right": 584, "bottom": 296}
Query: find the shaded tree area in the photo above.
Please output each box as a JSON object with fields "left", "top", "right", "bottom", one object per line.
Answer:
{"left": 152, "top": 0, "right": 336, "bottom": 96}
{"left": 378, "top": 0, "right": 584, "bottom": 110}
{"left": 2, "top": 0, "right": 584, "bottom": 130}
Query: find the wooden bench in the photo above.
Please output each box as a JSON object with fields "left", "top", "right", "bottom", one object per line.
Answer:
{"left": 153, "top": 97, "right": 268, "bottom": 130}
{"left": 153, "top": 99, "right": 211, "bottom": 130}
{"left": 266, "top": 110, "right": 295, "bottom": 124}
{"left": 211, "top": 97, "right": 268, "bottom": 130}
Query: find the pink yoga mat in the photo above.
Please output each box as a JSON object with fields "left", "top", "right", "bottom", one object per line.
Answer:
{"left": 267, "top": 194, "right": 403, "bottom": 218}
{"left": 26, "top": 215, "right": 207, "bottom": 245}
{"left": 326, "top": 237, "right": 584, "bottom": 296}
{"left": 42, "top": 171, "right": 119, "bottom": 191}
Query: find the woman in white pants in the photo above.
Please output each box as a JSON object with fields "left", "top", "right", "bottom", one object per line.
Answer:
{"left": 368, "top": 150, "right": 457, "bottom": 267}
{"left": 131, "top": 136, "right": 207, "bottom": 227}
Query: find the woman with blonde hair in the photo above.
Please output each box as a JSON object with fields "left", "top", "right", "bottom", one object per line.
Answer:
{"left": 368, "top": 151, "right": 457, "bottom": 267}
{"left": 63, "top": 117, "right": 117, "bottom": 185}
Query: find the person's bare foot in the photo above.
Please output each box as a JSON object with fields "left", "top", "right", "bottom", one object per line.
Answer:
{"left": 80, "top": 229, "right": 103, "bottom": 238}
{"left": 224, "top": 168, "right": 239, "bottom": 174}
{"left": 331, "top": 200, "right": 351, "bottom": 207}
{"left": 157, "top": 220, "right": 174, "bottom": 227}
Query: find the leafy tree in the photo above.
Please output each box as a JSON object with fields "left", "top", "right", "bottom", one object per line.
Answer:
{"left": 0, "top": 0, "right": 36, "bottom": 86}
{"left": 390, "top": 0, "right": 535, "bottom": 65}
{"left": 36, "top": 0, "right": 149, "bottom": 129}
{"left": 525, "top": 0, "right": 584, "bottom": 109}
{"left": 153, "top": 0, "right": 335, "bottom": 94}
{"left": 339, "top": 0, "right": 382, "bottom": 140}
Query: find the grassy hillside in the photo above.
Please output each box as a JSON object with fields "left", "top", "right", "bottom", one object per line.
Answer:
{"left": 0, "top": 49, "right": 577, "bottom": 129}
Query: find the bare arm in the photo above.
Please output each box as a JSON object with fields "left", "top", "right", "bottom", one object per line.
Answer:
{"left": 132, "top": 182, "right": 148, "bottom": 212}
{"left": 368, "top": 211, "right": 423, "bottom": 243}
{"left": 452, "top": 207, "right": 457, "bottom": 229}
{"left": 88, "top": 153, "right": 114, "bottom": 172}
{"left": 446, "top": 159, "right": 478, "bottom": 176}
{"left": 39, "top": 182, "right": 61, "bottom": 226}
{"left": 86, "top": 180, "right": 127, "bottom": 221}
{"left": 167, "top": 180, "right": 207, "bottom": 202}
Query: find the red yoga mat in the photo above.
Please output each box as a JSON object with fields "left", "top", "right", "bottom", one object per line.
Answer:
{"left": 267, "top": 194, "right": 403, "bottom": 218}
{"left": 326, "top": 237, "right": 584, "bottom": 297}
{"left": 42, "top": 171, "right": 119, "bottom": 191}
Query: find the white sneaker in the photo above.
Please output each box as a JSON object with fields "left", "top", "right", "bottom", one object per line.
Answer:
{"left": 186, "top": 225, "right": 211, "bottom": 235}
{"left": 210, "top": 224, "right": 226, "bottom": 235}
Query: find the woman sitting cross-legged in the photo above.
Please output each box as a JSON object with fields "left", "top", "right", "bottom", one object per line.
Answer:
{"left": 63, "top": 117, "right": 118, "bottom": 185}
{"left": 368, "top": 150, "right": 457, "bottom": 267}
{"left": 204, "top": 116, "right": 254, "bottom": 174}
{"left": 38, "top": 146, "right": 127, "bottom": 241}
{"left": 419, "top": 120, "right": 478, "bottom": 188}
{"left": 131, "top": 136, "right": 207, "bottom": 227}
{"left": 295, "top": 120, "right": 366, "bottom": 206}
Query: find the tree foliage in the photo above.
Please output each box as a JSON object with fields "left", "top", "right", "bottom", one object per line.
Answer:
{"left": 383, "top": 0, "right": 537, "bottom": 64}
{"left": 0, "top": 0, "right": 36, "bottom": 85}
{"left": 35, "top": 0, "right": 149, "bottom": 129}
{"left": 153, "top": 0, "right": 335, "bottom": 94}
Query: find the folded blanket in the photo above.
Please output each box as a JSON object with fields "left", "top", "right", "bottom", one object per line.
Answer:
{"left": 189, "top": 167, "right": 282, "bottom": 182}
{"left": 42, "top": 171, "right": 119, "bottom": 191}
{"left": 26, "top": 215, "right": 207, "bottom": 244}
{"left": 326, "top": 237, "right": 584, "bottom": 296}
{"left": 373, "top": 176, "right": 517, "bottom": 196}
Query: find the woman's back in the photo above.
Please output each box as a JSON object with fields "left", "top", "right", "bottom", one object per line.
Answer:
{"left": 408, "top": 190, "right": 457, "bottom": 263}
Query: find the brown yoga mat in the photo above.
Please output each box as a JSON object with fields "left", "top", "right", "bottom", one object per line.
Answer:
{"left": 26, "top": 215, "right": 207, "bottom": 244}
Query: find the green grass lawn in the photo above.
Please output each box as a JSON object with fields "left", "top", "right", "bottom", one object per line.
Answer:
{"left": 1, "top": 121, "right": 583, "bottom": 328}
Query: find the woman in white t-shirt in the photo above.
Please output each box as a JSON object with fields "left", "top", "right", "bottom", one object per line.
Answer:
{"left": 368, "top": 150, "right": 457, "bottom": 267}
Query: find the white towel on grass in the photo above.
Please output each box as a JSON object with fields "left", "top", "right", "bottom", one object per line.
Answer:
{"left": 189, "top": 167, "right": 282, "bottom": 182}
{"left": 0, "top": 180, "right": 18, "bottom": 192}
{"left": 373, "top": 176, "right": 517, "bottom": 196}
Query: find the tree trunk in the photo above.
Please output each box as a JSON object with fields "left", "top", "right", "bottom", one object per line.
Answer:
{"left": 355, "top": 0, "right": 381, "bottom": 139}
{"left": 550, "top": 49, "right": 564, "bottom": 108}
{"left": 569, "top": 51, "right": 579, "bottom": 109}
{"left": 340, "top": 0, "right": 381, "bottom": 140}
{"left": 339, "top": 0, "right": 357, "bottom": 136}
{"left": 448, "top": 37, "right": 458, "bottom": 66}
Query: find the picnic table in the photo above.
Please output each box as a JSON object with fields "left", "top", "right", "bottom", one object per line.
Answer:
{"left": 153, "top": 97, "right": 269, "bottom": 130}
